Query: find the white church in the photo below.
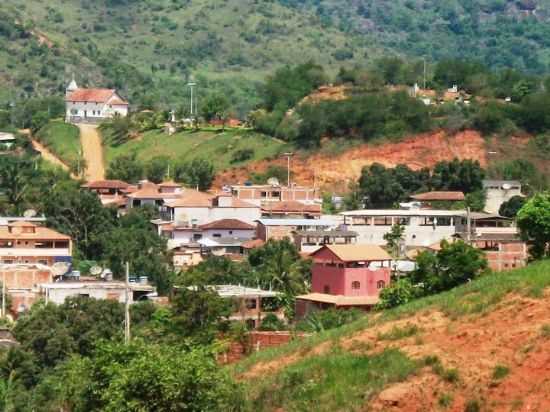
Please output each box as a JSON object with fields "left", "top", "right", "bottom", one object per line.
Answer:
{"left": 65, "top": 78, "right": 129, "bottom": 124}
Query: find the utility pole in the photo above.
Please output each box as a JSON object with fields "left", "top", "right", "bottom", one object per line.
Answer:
{"left": 1, "top": 268, "right": 5, "bottom": 318}
{"left": 466, "top": 207, "right": 472, "bottom": 245}
{"left": 124, "top": 261, "right": 131, "bottom": 343}
{"left": 187, "top": 79, "right": 196, "bottom": 118}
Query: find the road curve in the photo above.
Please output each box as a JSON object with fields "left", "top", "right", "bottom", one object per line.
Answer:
{"left": 30, "top": 138, "right": 78, "bottom": 179}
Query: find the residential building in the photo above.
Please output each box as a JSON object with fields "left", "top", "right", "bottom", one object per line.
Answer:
{"left": 483, "top": 180, "right": 523, "bottom": 214}
{"left": 65, "top": 78, "right": 128, "bottom": 123}
{"left": 126, "top": 180, "right": 183, "bottom": 209}
{"left": 0, "top": 263, "right": 54, "bottom": 314}
{"left": 296, "top": 244, "right": 392, "bottom": 317}
{"left": 186, "top": 285, "right": 283, "bottom": 329}
{"left": 163, "top": 193, "right": 260, "bottom": 226}
{"left": 341, "top": 209, "right": 467, "bottom": 247}
{"left": 82, "top": 179, "right": 134, "bottom": 208}
{"left": 294, "top": 229, "right": 358, "bottom": 253}
{"left": 256, "top": 218, "right": 337, "bottom": 242}
{"left": 409, "top": 191, "right": 465, "bottom": 209}
{"left": 199, "top": 219, "right": 256, "bottom": 240}
{"left": 230, "top": 184, "right": 320, "bottom": 206}
{"left": 0, "top": 221, "right": 72, "bottom": 266}
{"left": 0, "top": 132, "right": 16, "bottom": 151}
{"left": 40, "top": 281, "right": 155, "bottom": 305}
{"left": 470, "top": 233, "right": 528, "bottom": 272}
{"left": 261, "top": 200, "right": 321, "bottom": 219}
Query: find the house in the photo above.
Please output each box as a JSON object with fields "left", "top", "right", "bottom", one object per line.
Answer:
{"left": 483, "top": 180, "right": 523, "bottom": 214}
{"left": 65, "top": 78, "right": 128, "bottom": 123}
{"left": 470, "top": 233, "right": 528, "bottom": 272}
{"left": 82, "top": 179, "right": 134, "bottom": 208}
{"left": 40, "top": 280, "right": 155, "bottom": 305}
{"left": 0, "top": 221, "right": 72, "bottom": 266}
{"left": 127, "top": 180, "right": 183, "bottom": 209}
{"left": 296, "top": 244, "right": 392, "bottom": 317}
{"left": 162, "top": 193, "right": 261, "bottom": 227}
{"left": 230, "top": 184, "right": 320, "bottom": 207}
{"left": 293, "top": 229, "right": 358, "bottom": 253}
{"left": 0, "top": 263, "right": 54, "bottom": 315}
{"left": 199, "top": 219, "right": 256, "bottom": 240}
{"left": 185, "top": 285, "right": 283, "bottom": 329}
{"left": 261, "top": 200, "right": 321, "bottom": 219}
{"left": 256, "top": 218, "right": 337, "bottom": 242}
{"left": 341, "top": 209, "right": 467, "bottom": 247}
{"left": 409, "top": 191, "right": 465, "bottom": 208}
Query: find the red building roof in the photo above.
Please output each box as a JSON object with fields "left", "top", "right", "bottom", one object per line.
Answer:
{"left": 261, "top": 201, "right": 321, "bottom": 214}
{"left": 66, "top": 88, "right": 128, "bottom": 105}
{"left": 311, "top": 244, "right": 391, "bottom": 262}
{"left": 410, "top": 191, "right": 465, "bottom": 201}
{"left": 82, "top": 180, "right": 129, "bottom": 190}
{"left": 199, "top": 219, "right": 255, "bottom": 230}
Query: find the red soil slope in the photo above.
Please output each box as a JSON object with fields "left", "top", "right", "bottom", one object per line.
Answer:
{"left": 216, "top": 130, "right": 501, "bottom": 191}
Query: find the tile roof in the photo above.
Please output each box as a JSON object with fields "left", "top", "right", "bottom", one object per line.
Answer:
{"left": 66, "top": 88, "right": 126, "bottom": 104}
{"left": 165, "top": 189, "right": 214, "bottom": 207}
{"left": 82, "top": 180, "right": 129, "bottom": 189}
{"left": 296, "top": 293, "right": 380, "bottom": 306}
{"left": 158, "top": 180, "right": 182, "bottom": 188}
{"left": 410, "top": 191, "right": 465, "bottom": 201}
{"left": 199, "top": 219, "right": 255, "bottom": 230}
{"left": 261, "top": 200, "right": 321, "bottom": 214}
{"left": 126, "top": 182, "right": 180, "bottom": 200}
{"left": 313, "top": 244, "right": 391, "bottom": 262}
{"left": 0, "top": 222, "right": 71, "bottom": 241}
{"left": 214, "top": 196, "right": 258, "bottom": 208}
{"left": 241, "top": 239, "right": 265, "bottom": 249}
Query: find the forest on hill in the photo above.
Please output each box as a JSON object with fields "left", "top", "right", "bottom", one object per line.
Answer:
{"left": 2, "top": 0, "right": 550, "bottom": 113}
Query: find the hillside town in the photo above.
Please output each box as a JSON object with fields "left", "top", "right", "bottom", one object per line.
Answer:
{"left": 3, "top": 16, "right": 550, "bottom": 409}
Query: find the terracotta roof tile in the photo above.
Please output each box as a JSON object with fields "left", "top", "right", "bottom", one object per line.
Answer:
{"left": 410, "top": 191, "right": 465, "bottom": 201}
{"left": 312, "top": 244, "right": 391, "bottom": 262}
{"left": 66, "top": 88, "right": 125, "bottom": 103}
{"left": 241, "top": 239, "right": 265, "bottom": 249}
{"left": 165, "top": 189, "right": 214, "bottom": 207}
{"left": 262, "top": 201, "right": 321, "bottom": 214}
{"left": 199, "top": 219, "right": 255, "bottom": 230}
{"left": 0, "top": 222, "right": 71, "bottom": 241}
{"left": 82, "top": 180, "right": 129, "bottom": 189}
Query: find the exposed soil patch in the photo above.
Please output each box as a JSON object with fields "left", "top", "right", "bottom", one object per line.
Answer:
{"left": 215, "top": 130, "right": 492, "bottom": 191}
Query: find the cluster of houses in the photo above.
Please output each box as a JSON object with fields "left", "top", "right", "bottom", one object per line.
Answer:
{"left": 0, "top": 175, "right": 527, "bottom": 326}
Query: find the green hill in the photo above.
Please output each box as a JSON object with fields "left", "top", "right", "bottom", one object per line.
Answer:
{"left": 2, "top": 0, "right": 550, "bottom": 113}
{"left": 235, "top": 260, "right": 550, "bottom": 410}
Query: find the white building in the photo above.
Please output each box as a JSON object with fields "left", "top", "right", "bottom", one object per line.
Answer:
{"left": 40, "top": 281, "right": 154, "bottom": 305}
{"left": 65, "top": 78, "right": 128, "bottom": 123}
{"left": 341, "top": 209, "right": 468, "bottom": 247}
{"left": 483, "top": 180, "right": 523, "bottom": 214}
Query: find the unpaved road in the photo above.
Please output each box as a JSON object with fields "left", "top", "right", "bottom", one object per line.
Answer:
{"left": 78, "top": 124, "right": 105, "bottom": 182}
{"left": 30, "top": 139, "right": 78, "bottom": 179}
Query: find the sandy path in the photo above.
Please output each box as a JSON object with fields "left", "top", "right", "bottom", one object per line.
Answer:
{"left": 30, "top": 139, "right": 78, "bottom": 179}
{"left": 78, "top": 124, "right": 105, "bottom": 182}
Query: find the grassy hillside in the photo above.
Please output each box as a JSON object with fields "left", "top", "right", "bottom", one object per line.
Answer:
{"left": 236, "top": 260, "right": 550, "bottom": 410}
{"left": 34, "top": 120, "right": 81, "bottom": 168}
{"left": 3, "top": 0, "right": 550, "bottom": 111}
{"left": 103, "top": 128, "right": 291, "bottom": 171}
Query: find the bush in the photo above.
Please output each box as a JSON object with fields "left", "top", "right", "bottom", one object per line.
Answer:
{"left": 296, "top": 308, "right": 363, "bottom": 332}
{"left": 230, "top": 148, "right": 254, "bottom": 163}
{"left": 377, "top": 278, "right": 419, "bottom": 309}
{"left": 259, "top": 313, "right": 286, "bottom": 331}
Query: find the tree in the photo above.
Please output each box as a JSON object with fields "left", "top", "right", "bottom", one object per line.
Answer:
{"left": 499, "top": 195, "right": 526, "bottom": 218}
{"left": 383, "top": 224, "right": 405, "bottom": 257}
{"left": 517, "top": 192, "right": 550, "bottom": 258}
{"left": 107, "top": 153, "right": 144, "bottom": 183}
{"left": 43, "top": 182, "right": 116, "bottom": 260}
{"left": 377, "top": 278, "right": 419, "bottom": 309}
{"left": 201, "top": 93, "right": 230, "bottom": 129}
{"left": 431, "top": 158, "right": 485, "bottom": 193}
{"left": 145, "top": 156, "right": 169, "bottom": 183}
{"left": 0, "top": 156, "right": 38, "bottom": 215}
{"left": 174, "top": 159, "right": 215, "bottom": 191}
{"left": 411, "top": 240, "right": 488, "bottom": 294}
{"left": 58, "top": 341, "right": 241, "bottom": 412}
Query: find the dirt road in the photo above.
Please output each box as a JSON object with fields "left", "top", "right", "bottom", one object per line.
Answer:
{"left": 30, "top": 139, "right": 78, "bottom": 179}
{"left": 78, "top": 124, "right": 105, "bottom": 182}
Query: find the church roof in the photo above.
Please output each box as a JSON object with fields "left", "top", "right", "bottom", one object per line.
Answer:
{"left": 66, "top": 88, "right": 128, "bottom": 105}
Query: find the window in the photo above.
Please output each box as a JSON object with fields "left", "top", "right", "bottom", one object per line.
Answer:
{"left": 323, "top": 285, "right": 331, "bottom": 294}
{"left": 374, "top": 216, "right": 392, "bottom": 226}
{"left": 3, "top": 260, "right": 13, "bottom": 264}
{"left": 38, "top": 260, "right": 48, "bottom": 265}
{"left": 245, "top": 299, "right": 257, "bottom": 310}
{"left": 229, "top": 230, "right": 233, "bottom": 235}
{"left": 395, "top": 217, "right": 410, "bottom": 226}
{"left": 192, "top": 234, "right": 203, "bottom": 241}
{"left": 271, "top": 191, "right": 280, "bottom": 198}
{"left": 70, "top": 108, "right": 78, "bottom": 115}
{"left": 351, "top": 216, "right": 371, "bottom": 225}
{"left": 436, "top": 217, "right": 452, "bottom": 226}
{"left": 421, "top": 217, "right": 436, "bottom": 226}
{"left": 352, "top": 281, "right": 361, "bottom": 290}
{"left": 260, "top": 191, "right": 267, "bottom": 198}
{"left": 213, "top": 233, "right": 222, "bottom": 238}
{"left": 377, "top": 280, "right": 386, "bottom": 289}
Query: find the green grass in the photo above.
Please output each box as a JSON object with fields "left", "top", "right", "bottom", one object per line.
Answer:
{"left": 377, "top": 323, "right": 420, "bottom": 341}
{"left": 103, "top": 128, "right": 291, "bottom": 171}
{"left": 234, "top": 259, "right": 550, "bottom": 377}
{"left": 35, "top": 120, "right": 81, "bottom": 167}
{"left": 540, "top": 324, "right": 550, "bottom": 338}
{"left": 492, "top": 364, "right": 510, "bottom": 381}
{"left": 244, "top": 348, "right": 419, "bottom": 412}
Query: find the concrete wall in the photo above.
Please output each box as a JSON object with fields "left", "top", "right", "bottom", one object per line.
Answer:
{"left": 485, "top": 188, "right": 523, "bottom": 214}
{"left": 66, "top": 102, "right": 128, "bottom": 122}
{"left": 46, "top": 287, "right": 127, "bottom": 305}
{"left": 311, "top": 263, "right": 390, "bottom": 296}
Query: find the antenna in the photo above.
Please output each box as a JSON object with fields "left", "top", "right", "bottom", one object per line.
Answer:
{"left": 90, "top": 265, "right": 103, "bottom": 276}
{"left": 51, "top": 262, "right": 70, "bottom": 277}
{"left": 23, "top": 209, "right": 37, "bottom": 219}
{"left": 267, "top": 177, "right": 280, "bottom": 186}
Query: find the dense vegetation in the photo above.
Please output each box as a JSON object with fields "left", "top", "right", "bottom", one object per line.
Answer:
{"left": 3, "top": 0, "right": 550, "bottom": 112}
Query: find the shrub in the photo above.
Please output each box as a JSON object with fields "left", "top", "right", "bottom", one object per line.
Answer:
{"left": 492, "top": 364, "right": 510, "bottom": 380}
{"left": 230, "top": 148, "right": 254, "bottom": 163}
